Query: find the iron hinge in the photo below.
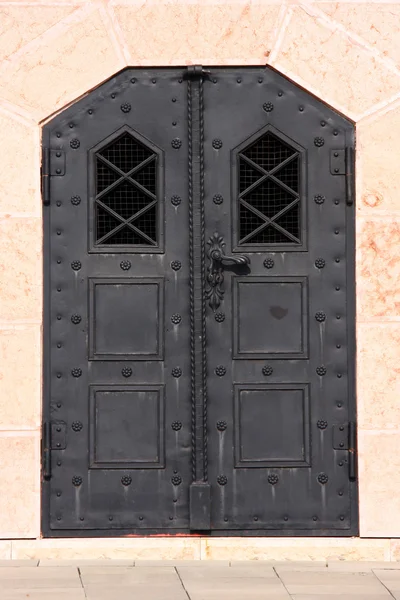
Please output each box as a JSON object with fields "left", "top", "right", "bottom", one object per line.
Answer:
{"left": 185, "top": 65, "right": 211, "bottom": 80}
{"left": 41, "top": 148, "right": 66, "bottom": 206}
{"left": 330, "top": 147, "right": 354, "bottom": 206}
{"left": 332, "top": 421, "right": 357, "bottom": 481}
{"left": 42, "top": 421, "right": 67, "bottom": 481}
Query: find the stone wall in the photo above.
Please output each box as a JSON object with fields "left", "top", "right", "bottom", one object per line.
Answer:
{"left": 1, "top": 0, "right": 400, "bottom": 546}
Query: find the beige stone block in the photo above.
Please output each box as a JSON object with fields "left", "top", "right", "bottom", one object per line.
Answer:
{"left": 0, "top": 7, "right": 123, "bottom": 119}
{"left": 0, "top": 434, "right": 40, "bottom": 538}
{"left": 357, "top": 323, "right": 400, "bottom": 429}
{"left": 39, "top": 559, "right": 134, "bottom": 567}
{"left": 273, "top": 7, "right": 400, "bottom": 118}
{"left": 201, "top": 538, "right": 390, "bottom": 562}
{"left": 0, "top": 325, "right": 40, "bottom": 429}
{"left": 0, "top": 6, "right": 77, "bottom": 62}
{"left": 114, "top": 3, "right": 280, "bottom": 64}
{"left": 319, "top": 3, "right": 400, "bottom": 67}
{"left": 356, "top": 218, "right": 400, "bottom": 319}
{"left": 359, "top": 432, "right": 400, "bottom": 537}
{"left": 0, "top": 544, "right": 11, "bottom": 560}
{"left": 0, "top": 218, "right": 42, "bottom": 322}
{"left": 390, "top": 541, "right": 400, "bottom": 562}
{"left": 136, "top": 560, "right": 229, "bottom": 566}
{"left": 0, "top": 115, "right": 37, "bottom": 215}
{"left": 358, "top": 105, "right": 400, "bottom": 212}
{"left": 12, "top": 538, "right": 201, "bottom": 560}
{"left": 0, "top": 560, "right": 37, "bottom": 566}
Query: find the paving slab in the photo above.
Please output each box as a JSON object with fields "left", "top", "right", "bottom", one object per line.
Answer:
{"left": 39, "top": 559, "right": 135, "bottom": 566}
{"left": 285, "top": 584, "right": 389, "bottom": 596}
{"left": 136, "top": 559, "right": 230, "bottom": 566}
{"left": 84, "top": 584, "right": 188, "bottom": 600}
{"left": 277, "top": 571, "right": 380, "bottom": 585}
{"left": 328, "top": 561, "right": 400, "bottom": 571}
{"left": 0, "top": 560, "right": 39, "bottom": 567}
{"left": 230, "top": 560, "right": 326, "bottom": 568}
{"left": 290, "top": 596, "right": 391, "bottom": 600}
{"left": 1, "top": 592, "right": 85, "bottom": 600}
{"left": 0, "top": 566, "right": 82, "bottom": 589}
{"left": 177, "top": 565, "right": 278, "bottom": 578}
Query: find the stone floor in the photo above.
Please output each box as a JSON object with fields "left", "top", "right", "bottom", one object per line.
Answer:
{"left": 2, "top": 560, "right": 400, "bottom": 599}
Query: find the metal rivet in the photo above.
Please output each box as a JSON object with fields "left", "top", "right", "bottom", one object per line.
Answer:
{"left": 139, "top": 516, "right": 144, "bottom": 520}
{"left": 57, "top": 373, "right": 61, "bottom": 378}
{"left": 57, "top": 287, "right": 61, "bottom": 292}
{"left": 57, "top": 516, "right": 61, "bottom": 521}
{"left": 173, "top": 499, "right": 177, "bottom": 503}
{"left": 340, "top": 515, "right": 345, "bottom": 520}
{"left": 336, "top": 315, "right": 341, "bottom": 319}
{"left": 278, "top": 91, "right": 283, "bottom": 96}
{"left": 334, "top": 199, "right": 339, "bottom": 205}
{"left": 56, "top": 201, "right": 61, "bottom": 207}
{"left": 57, "top": 460, "right": 61, "bottom": 465}
{"left": 284, "top": 516, "right": 289, "bottom": 521}
{"left": 69, "top": 123, "right": 74, "bottom": 129}
{"left": 56, "top": 427, "right": 61, "bottom": 432}
{"left": 88, "top": 109, "right": 93, "bottom": 115}
{"left": 335, "top": 229, "right": 339, "bottom": 234}
{"left": 213, "top": 78, "right": 217, "bottom": 83}
{"left": 57, "top": 230, "right": 61, "bottom": 235}
{"left": 299, "top": 106, "right": 304, "bottom": 112}
{"left": 237, "top": 78, "right": 241, "bottom": 83}
{"left": 334, "top": 130, "right": 339, "bottom": 136}
{"left": 56, "top": 443, "right": 61, "bottom": 448}
{"left": 337, "top": 402, "right": 342, "bottom": 408}
{"left": 80, "top": 517, "right": 84, "bottom": 521}
{"left": 224, "top": 516, "right": 228, "bottom": 521}
{"left": 336, "top": 286, "right": 340, "bottom": 291}
{"left": 173, "top": 469, "right": 178, "bottom": 474}
{"left": 56, "top": 132, "right": 61, "bottom": 138}
{"left": 340, "top": 442, "right": 344, "bottom": 448}
{"left": 172, "top": 121, "right": 177, "bottom": 126}
{"left": 169, "top": 516, "right": 173, "bottom": 520}
{"left": 57, "top": 259, "right": 61, "bottom": 264}
{"left": 172, "top": 98, "right": 177, "bottom": 102}
{"left": 56, "top": 151, "right": 61, "bottom": 158}
{"left": 57, "top": 492, "right": 61, "bottom": 497}
{"left": 258, "top": 78, "right": 263, "bottom": 83}
{"left": 335, "top": 258, "right": 340, "bottom": 263}
{"left": 339, "top": 491, "right": 343, "bottom": 496}
{"left": 313, "top": 516, "right": 318, "bottom": 521}
{"left": 109, "top": 516, "right": 113, "bottom": 521}
{"left": 131, "top": 78, "right": 136, "bottom": 83}
{"left": 334, "top": 168, "right": 339, "bottom": 173}
{"left": 339, "top": 461, "right": 344, "bottom": 466}
{"left": 253, "top": 516, "right": 258, "bottom": 521}
{"left": 152, "top": 79, "right": 156, "bottom": 84}
{"left": 57, "top": 315, "right": 61, "bottom": 320}
{"left": 111, "top": 93, "right": 116, "bottom": 98}
{"left": 57, "top": 343, "right": 61, "bottom": 348}
{"left": 336, "top": 344, "right": 341, "bottom": 349}
{"left": 321, "top": 121, "right": 326, "bottom": 127}
{"left": 56, "top": 168, "right": 61, "bottom": 174}
{"left": 57, "top": 404, "right": 61, "bottom": 409}
{"left": 339, "top": 426, "right": 344, "bottom": 431}
{"left": 334, "top": 152, "right": 339, "bottom": 157}
{"left": 179, "top": 79, "right": 182, "bottom": 83}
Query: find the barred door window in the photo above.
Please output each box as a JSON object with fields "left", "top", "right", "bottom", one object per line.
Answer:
{"left": 95, "top": 132, "right": 159, "bottom": 246}
{"left": 238, "top": 131, "right": 301, "bottom": 245}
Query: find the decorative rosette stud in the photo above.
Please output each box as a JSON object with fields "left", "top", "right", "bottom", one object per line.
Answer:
{"left": 315, "top": 311, "right": 326, "bottom": 322}
{"left": 71, "top": 314, "right": 81, "bottom": 324}
{"left": 171, "top": 475, "right": 182, "bottom": 486}
{"left": 263, "top": 258, "right": 274, "bottom": 269}
{"left": 217, "top": 475, "right": 228, "bottom": 486}
{"left": 171, "top": 195, "right": 181, "bottom": 206}
{"left": 318, "top": 473, "right": 329, "bottom": 484}
{"left": 71, "top": 368, "right": 82, "bottom": 378}
{"left": 213, "top": 194, "right": 223, "bottom": 205}
{"left": 120, "top": 260, "right": 131, "bottom": 271}
{"left": 71, "top": 421, "right": 83, "bottom": 432}
{"left": 314, "top": 194, "right": 325, "bottom": 205}
{"left": 70, "top": 139, "right": 80, "bottom": 149}
{"left": 317, "top": 419, "right": 328, "bottom": 430}
{"left": 263, "top": 102, "right": 274, "bottom": 113}
{"left": 268, "top": 474, "right": 279, "bottom": 485}
{"left": 216, "top": 421, "right": 227, "bottom": 432}
{"left": 70, "top": 195, "right": 81, "bottom": 205}
{"left": 121, "top": 367, "right": 132, "bottom": 378}
{"left": 72, "top": 476, "right": 82, "bottom": 487}
{"left": 215, "top": 366, "right": 226, "bottom": 377}
{"left": 212, "top": 139, "right": 223, "bottom": 149}
{"left": 121, "top": 475, "right": 132, "bottom": 486}
{"left": 262, "top": 366, "right": 273, "bottom": 376}
{"left": 171, "top": 138, "right": 182, "bottom": 149}
{"left": 215, "top": 312, "right": 225, "bottom": 323}
{"left": 71, "top": 260, "right": 81, "bottom": 271}
{"left": 171, "top": 314, "right": 182, "bottom": 325}
{"left": 314, "top": 137, "right": 325, "bottom": 147}
{"left": 316, "top": 366, "right": 327, "bottom": 376}
{"left": 315, "top": 258, "right": 325, "bottom": 269}
{"left": 171, "top": 260, "right": 181, "bottom": 271}
{"left": 120, "top": 103, "right": 131, "bottom": 113}
{"left": 172, "top": 367, "right": 182, "bottom": 378}
{"left": 171, "top": 421, "right": 182, "bottom": 431}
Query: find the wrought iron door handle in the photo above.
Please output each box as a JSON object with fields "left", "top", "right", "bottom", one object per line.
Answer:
{"left": 206, "top": 232, "right": 250, "bottom": 311}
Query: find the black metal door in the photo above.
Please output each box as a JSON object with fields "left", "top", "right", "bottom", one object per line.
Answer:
{"left": 203, "top": 68, "right": 357, "bottom": 534}
{"left": 42, "top": 67, "right": 356, "bottom": 536}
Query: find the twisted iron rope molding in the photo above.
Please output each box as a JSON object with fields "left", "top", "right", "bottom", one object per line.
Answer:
{"left": 199, "top": 76, "right": 208, "bottom": 483}
{"left": 188, "top": 79, "right": 196, "bottom": 483}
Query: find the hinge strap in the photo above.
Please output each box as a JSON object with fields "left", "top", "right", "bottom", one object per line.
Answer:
{"left": 348, "top": 421, "right": 357, "bottom": 481}
{"left": 345, "top": 146, "right": 354, "bottom": 206}
{"left": 41, "top": 148, "right": 50, "bottom": 206}
{"left": 42, "top": 421, "right": 51, "bottom": 480}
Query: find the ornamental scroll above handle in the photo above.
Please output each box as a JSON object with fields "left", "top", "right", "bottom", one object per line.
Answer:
{"left": 205, "top": 232, "right": 250, "bottom": 311}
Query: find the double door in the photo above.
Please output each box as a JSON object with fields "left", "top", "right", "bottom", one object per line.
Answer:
{"left": 42, "top": 67, "right": 357, "bottom": 536}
